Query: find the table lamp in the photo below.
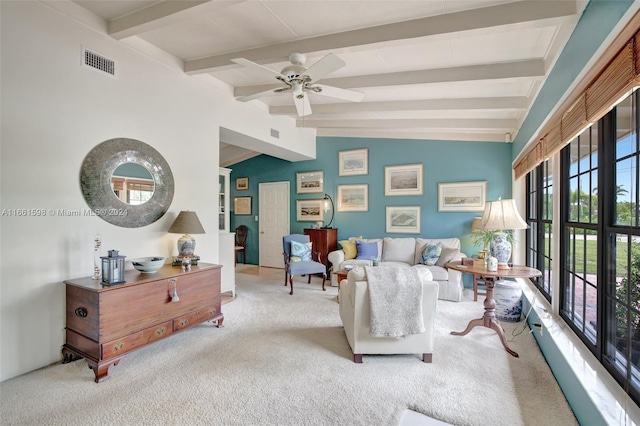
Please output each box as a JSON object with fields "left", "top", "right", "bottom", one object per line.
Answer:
{"left": 168, "top": 210, "right": 205, "bottom": 256}
{"left": 323, "top": 193, "right": 335, "bottom": 229}
{"left": 479, "top": 198, "right": 528, "bottom": 269}
{"left": 471, "top": 217, "right": 487, "bottom": 259}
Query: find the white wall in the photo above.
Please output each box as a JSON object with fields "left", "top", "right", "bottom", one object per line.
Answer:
{"left": 0, "top": 1, "right": 315, "bottom": 381}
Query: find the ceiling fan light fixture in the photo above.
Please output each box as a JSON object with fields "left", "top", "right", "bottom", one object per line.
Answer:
{"left": 233, "top": 51, "right": 363, "bottom": 117}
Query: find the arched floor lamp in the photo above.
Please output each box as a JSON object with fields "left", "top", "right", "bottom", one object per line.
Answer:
{"left": 323, "top": 193, "right": 334, "bottom": 229}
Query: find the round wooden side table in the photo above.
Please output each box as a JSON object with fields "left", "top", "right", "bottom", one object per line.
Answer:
{"left": 446, "top": 262, "right": 542, "bottom": 357}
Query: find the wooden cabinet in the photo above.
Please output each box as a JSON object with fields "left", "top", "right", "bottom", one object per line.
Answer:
{"left": 62, "top": 263, "right": 223, "bottom": 382}
{"left": 304, "top": 228, "right": 338, "bottom": 272}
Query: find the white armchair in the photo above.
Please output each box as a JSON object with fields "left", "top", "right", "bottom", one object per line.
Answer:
{"left": 338, "top": 270, "right": 439, "bottom": 363}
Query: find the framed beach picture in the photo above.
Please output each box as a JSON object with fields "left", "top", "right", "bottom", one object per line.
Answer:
{"left": 236, "top": 177, "right": 248, "bottom": 190}
{"left": 234, "top": 196, "right": 252, "bottom": 215}
{"left": 337, "top": 184, "right": 368, "bottom": 212}
{"left": 437, "top": 181, "right": 487, "bottom": 212}
{"left": 384, "top": 164, "right": 423, "bottom": 196}
{"left": 386, "top": 206, "right": 421, "bottom": 234}
{"left": 296, "top": 171, "right": 324, "bottom": 193}
{"left": 296, "top": 199, "right": 325, "bottom": 221}
{"left": 339, "top": 148, "right": 368, "bottom": 176}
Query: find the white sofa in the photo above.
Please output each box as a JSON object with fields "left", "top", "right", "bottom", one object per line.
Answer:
{"left": 328, "top": 237, "right": 466, "bottom": 302}
{"left": 339, "top": 267, "right": 439, "bottom": 363}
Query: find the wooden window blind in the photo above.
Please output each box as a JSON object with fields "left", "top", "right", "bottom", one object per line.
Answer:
{"left": 126, "top": 179, "right": 154, "bottom": 192}
{"left": 111, "top": 177, "right": 125, "bottom": 191}
{"left": 514, "top": 17, "right": 640, "bottom": 180}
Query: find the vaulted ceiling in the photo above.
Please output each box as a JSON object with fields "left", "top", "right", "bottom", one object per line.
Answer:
{"left": 67, "top": 0, "right": 587, "bottom": 164}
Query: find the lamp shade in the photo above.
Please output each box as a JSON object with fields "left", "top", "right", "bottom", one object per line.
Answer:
{"left": 168, "top": 211, "right": 205, "bottom": 256}
{"left": 168, "top": 211, "right": 205, "bottom": 235}
{"left": 479, "top": 199, "right": 528, "bottom": 231}
{"left": 471, "top": 217, "right": 484, "bottom": 233}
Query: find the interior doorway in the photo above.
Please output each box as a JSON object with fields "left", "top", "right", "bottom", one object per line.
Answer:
{"left": 259, "top": 181, "right": 290, "bottom": 268}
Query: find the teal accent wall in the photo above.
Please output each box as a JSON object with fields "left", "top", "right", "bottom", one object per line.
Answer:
{"left": 229, "top": 136, "right": 512, "bottom": 267}
{"left": 512, "top": 0, "right": 634, "bottom": 159}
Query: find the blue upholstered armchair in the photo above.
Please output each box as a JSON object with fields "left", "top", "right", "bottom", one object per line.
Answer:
{"left": 282, "top": 234, "right": 327, "bottom": 295}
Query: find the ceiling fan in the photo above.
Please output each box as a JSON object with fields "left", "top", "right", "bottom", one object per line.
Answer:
{"left": 231, "top": 52, "right": 364, "bottom": 117}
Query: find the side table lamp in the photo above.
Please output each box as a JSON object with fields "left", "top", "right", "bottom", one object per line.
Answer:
{"left": 168, "top": 210, "right": 205, "bottom": 265}
{"left": 479, "top": 198, "right": 528, "bottom": 269}
{"left": 471, "top": 217, "right": 487, "bottom": 259}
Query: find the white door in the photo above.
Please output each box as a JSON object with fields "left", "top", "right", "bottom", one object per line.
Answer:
{"left": 259, "top": 182, "right": 290, "bottom": 268}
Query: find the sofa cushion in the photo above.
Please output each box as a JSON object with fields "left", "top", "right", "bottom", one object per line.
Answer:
{"left": 290, "top": 240, "right": 312, "bottom": 262}
{"left": 436, "top": 247, "right": 460, "bottom": 267}
{"left": 339, "top": 240, "right": 358, "bottom": 260}
{"left": 415, "top": 238, "right": 461, "bottom": 265}
{"left": 414, "top": 264, "right": 449, "bottom": 281}
{"left": 379, "top": 260, "right": 409, "bottom": 268}
{"left": 363, "top": 238, "right": 383, "bottom": 257}
{"left": 382, "top": 237, "right": 416, "bottom": 264}
{"left": 420, "top": 242, "right": 442, "bottom": 266}
{"left": 356, "top": 240, "right": 378, "bottom": 260}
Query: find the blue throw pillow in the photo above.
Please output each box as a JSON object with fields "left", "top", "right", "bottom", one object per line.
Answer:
{"left": 420, "top": 242, "right": 442, "bottom": 266}
{"left": 356, "top": 240, "right": 378, "bottom": 260}
{"left": 290, "top": 240, "right": 312, "bottom": 262}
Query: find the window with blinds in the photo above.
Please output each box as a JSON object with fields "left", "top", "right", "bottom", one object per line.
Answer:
{"left": 515, "top": 26, "right": 640, "bottom": 180}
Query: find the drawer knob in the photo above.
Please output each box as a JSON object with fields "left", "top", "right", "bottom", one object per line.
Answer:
{"left": 156, "top": 328, "right": 165, "bottom": 335}
{"left": 74, "top": 307, "right": 88, "bottom": 318}
{"left": 181, "top": 319, "right": 188, "bottom": 326}
{"left": 114, "top": 343, "right": 124, "bottom": 351}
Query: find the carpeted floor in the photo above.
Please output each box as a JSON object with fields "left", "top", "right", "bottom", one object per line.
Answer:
{"left": 0, "top": 265, "right": 577, "bottom": 426}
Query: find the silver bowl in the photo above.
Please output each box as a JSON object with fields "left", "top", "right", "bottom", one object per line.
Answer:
{"left": 130, "top": 257, "right": 165, "bottom": 273}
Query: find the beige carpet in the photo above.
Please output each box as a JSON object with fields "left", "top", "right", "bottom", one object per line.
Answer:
{"left": 0, "top": 266, "right": 577, "bottom": 426}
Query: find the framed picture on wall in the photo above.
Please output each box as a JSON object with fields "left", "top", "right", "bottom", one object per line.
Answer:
{"left": 339, "top": 148, "right": 368, "bottom": 176}
{"left": 296, "top": 199, "right": 324, "bottom": 221}
{"left": 236, "top": 177, "right": 248, "bottom": 190}
{"left": 337, "top": 184, "right": 368, "bottom": 212}
{"left": 296, "top": 171, "right": 324, "bottom": 193}
{"left": 386, "top": 206, "right": 421, "bottom": 234}
{"left": 234, "top": 196, "right": 252, "bottom": 215}
{"left": 384, "top": 164, "right": 423, "bottom": 196}
{"left": 437, "top": 181, "right": 487, "bottom": 212}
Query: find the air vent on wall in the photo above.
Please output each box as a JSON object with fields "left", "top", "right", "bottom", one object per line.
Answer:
{"left": 82, "top": 47, "right": 116, "bottom": 77}
{"left": 270, "top": 128, "right": 280, "bottom": 139}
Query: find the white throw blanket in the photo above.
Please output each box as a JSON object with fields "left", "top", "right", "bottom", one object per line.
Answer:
{"left": 365, "top": 266, "right": 424, "bottom": 338}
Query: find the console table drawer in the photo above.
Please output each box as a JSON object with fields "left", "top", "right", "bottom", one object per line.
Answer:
{"left": 173, "top": 305, "right": 220, "bottom": 332}
{"left": 102, "top": 321, "right": 173, "bottom": 359}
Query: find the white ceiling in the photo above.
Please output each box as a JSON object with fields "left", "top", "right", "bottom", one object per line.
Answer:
{"left": 68, "top": 0, "right": 587, "bottom": 165}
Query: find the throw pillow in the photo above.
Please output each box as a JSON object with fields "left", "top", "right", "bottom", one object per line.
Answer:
{"left": 290, "top": 240, "right": 312, "bottom": 262}
{"left": 436, "top": 247, "right": 460, "bottom": 267}
{"left": 339, "top": 240, "right": 358, "bottom": 260}
{"left": 420, "top": 242, "right": 442, "bottom": 266}
{"left": 356, "top": 240, "right": 378, "bottom": 260}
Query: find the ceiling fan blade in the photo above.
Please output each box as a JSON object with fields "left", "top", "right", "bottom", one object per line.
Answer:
{"left": 304, "top": 53, "right": 345, "bottom": 83}
{"left": 236, "top": 87, "right": 283, "bottom": 102}
{"left": 293, "top": 93, "right": 312, "bottom": 117}
{"left": 231, "top": 58, "right": 283, "bottom": 80}
{"left": 314, "top": 84, "right": 365, "bottom": 102}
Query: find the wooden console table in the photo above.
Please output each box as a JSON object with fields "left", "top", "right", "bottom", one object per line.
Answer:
{"left": 446, "top": 262, "right": 541, "bottom": 357}
{"left": 62, "top": 263, "right": 223, "bottom": 382}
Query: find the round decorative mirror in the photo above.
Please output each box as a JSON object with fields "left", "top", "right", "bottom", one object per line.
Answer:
{"left": 80, "top": 138, "right": 174, "bottom": 228}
